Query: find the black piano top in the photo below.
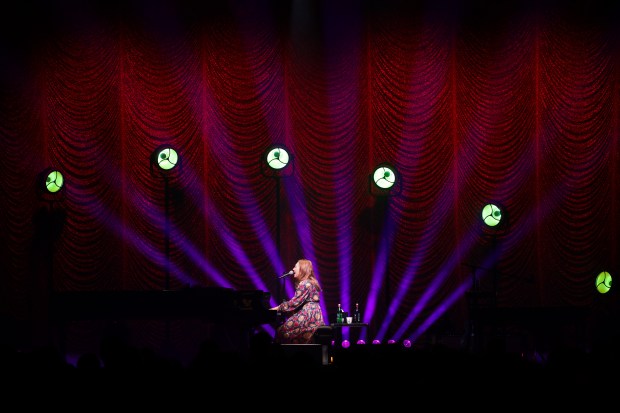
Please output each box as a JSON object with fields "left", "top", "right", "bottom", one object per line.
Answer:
{"left": 50, "top": 286, "right": 276, "bottom": 326}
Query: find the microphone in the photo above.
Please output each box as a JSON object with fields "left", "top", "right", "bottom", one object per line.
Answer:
{"left": 278, "top": 270, "right": 294, "bottom": 279}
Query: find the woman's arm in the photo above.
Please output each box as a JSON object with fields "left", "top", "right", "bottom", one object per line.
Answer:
{"left": 275, "top": 281, "right": 312, "bottom": 312}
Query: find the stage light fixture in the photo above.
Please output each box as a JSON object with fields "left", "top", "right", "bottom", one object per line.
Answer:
{"left": 595, "top": 271, "right": 612, "bottom": 294}
{"left": 266, "top": 146, "right": 290, "bottom": 170}
{"left": 369, "top": 162, "right": 401, "bottom": 325}
{"left": 373, "top": 164, "right": 396, "bottom": 189}
{"left": 37, "top": 168, "right": 65, "bottom": 201}
{"left": 260, "top": 144, "right": 294, "bottom": 303}
{"left": 149, "top": 145, "right": 182, "bottom": 290}
{"left": 45, "top": 170, "right": 64, "bottom": 193}
{"left": 261, "top": 144, "right": 293, "bottom": 178}
{"left": 481, "top": 203, "right": 508, "bottom": 232}
{"left": 481, "top": 203, "right": 502, "bottom": 227}
{"left": 369, "top": 162, "right": 400, "bottom": 196}
{"left": 150, "top": 145, "right": 181, "bottom": 177}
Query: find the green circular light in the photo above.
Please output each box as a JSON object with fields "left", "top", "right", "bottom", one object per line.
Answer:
{"left": 482, "top": 203, "right": 502, "bottom": 227}
{"left": 266, "top": 147, "right": 290, "bottom": 170}
{"left": 373, "top": 166, "right": 396, "bottom": 189}
{"left": 157, "top": 147, "right": 178, "bottom": 171}
{"left": 595, "top": 271, "right": 612, "bottom": 294}
{"left": 45, "top": 170, "right": 64, "bottom": 193}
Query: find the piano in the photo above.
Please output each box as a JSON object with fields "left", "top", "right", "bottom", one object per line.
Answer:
{"left": 50, "top": 286, "right": 277, "bottom": 326}
{"left": 49, "top": 287, "right": 278, "bottom": 363}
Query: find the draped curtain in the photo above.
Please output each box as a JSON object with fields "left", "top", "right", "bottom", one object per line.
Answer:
{"left": 1, "top": 1, "right": 618, "bottom": 354}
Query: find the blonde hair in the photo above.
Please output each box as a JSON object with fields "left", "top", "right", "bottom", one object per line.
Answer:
{"left": 297, "top": 259, "right": 321, "bottom": 291}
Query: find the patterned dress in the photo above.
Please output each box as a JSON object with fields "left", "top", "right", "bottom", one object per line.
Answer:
{"left": 275, "top": 279, "right": 325, "bottom": 344}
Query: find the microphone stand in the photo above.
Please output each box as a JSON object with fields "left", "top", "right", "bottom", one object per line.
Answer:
{"left": 275, "top": 273, "right": 290, "bottom": 326}
{"left": 277, "top": 275, "right": 284, "bottom": 305}
{"left": 276, "top": 272, "right": 291, "bottom": 309}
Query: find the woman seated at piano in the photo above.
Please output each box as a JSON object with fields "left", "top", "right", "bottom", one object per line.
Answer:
{"left": 270, "top": 259, "right": 325, "bottom": 344}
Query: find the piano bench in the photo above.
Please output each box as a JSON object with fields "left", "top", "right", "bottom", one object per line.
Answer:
{"left": 312, "top": 325, "right": 334, "bottom": 345}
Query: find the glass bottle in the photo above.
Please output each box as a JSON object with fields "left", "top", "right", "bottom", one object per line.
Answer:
{"left": 353, "top": 302, "right": 361, "bottom": 323}
{"left": 336, "top": 303, "right": 344, "bottom": 324}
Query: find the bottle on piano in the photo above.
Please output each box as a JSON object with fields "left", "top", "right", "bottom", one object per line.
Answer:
{"left": 353, "top": 302, "right": 361, "bottom": 323}
{"left": 336, "top": 303, "right": 344, "bottom": 324}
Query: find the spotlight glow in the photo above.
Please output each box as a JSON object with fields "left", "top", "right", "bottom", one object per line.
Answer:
{"left": 402, "top": 339, "right": 412, "bottom": 348}
{"left": 372, "top": 339, "right": 381, "bottom": 345}
{"left": 342, "top": 340, "right": 350, "bottom": 349}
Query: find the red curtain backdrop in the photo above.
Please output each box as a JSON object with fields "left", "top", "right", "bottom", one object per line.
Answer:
{"left": 1, "top": 1, "right": 618, "bottom": 353}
